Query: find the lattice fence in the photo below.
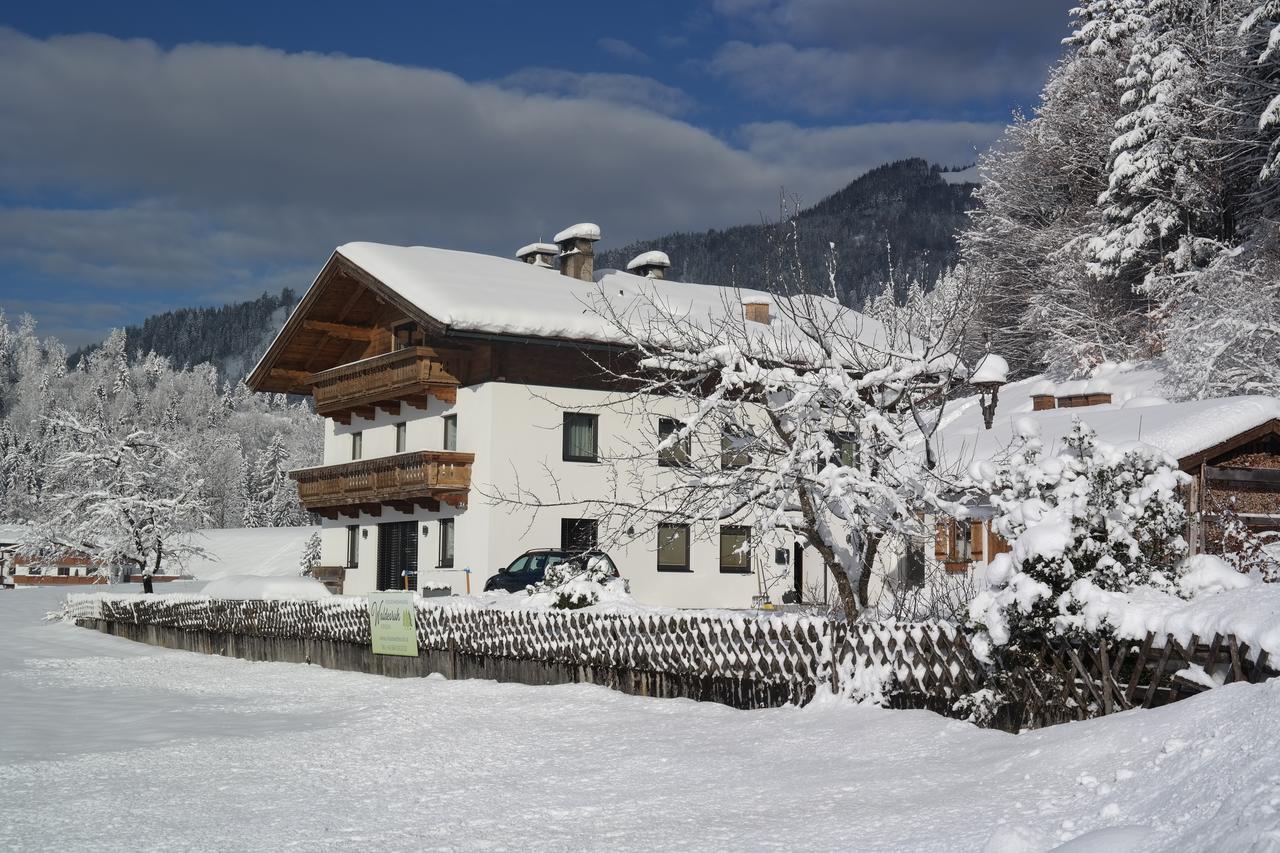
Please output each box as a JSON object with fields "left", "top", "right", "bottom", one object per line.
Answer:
{"left": 63, "top": 594, "right": 1276, "bottom": 730}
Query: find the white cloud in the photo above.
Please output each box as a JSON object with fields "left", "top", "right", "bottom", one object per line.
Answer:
{"left": 0, "top": 28, "right": 1007, "bottom": 339}
{"left": 496, "top": 68, "right": 693, "bottom": 116}
{"left": 709, "top": 0, "right": 1068, "bottom": 116}
{"left": 596, "top": 37, "right": 649, "bottom": 63}
{"left": 739, "top": 120, "right": 1002, "bottom": 180}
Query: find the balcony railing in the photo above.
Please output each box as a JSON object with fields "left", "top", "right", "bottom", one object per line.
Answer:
{"left": 308, "top": 347, "right": 463, "bottom": 422}
{"left": 291, "top": 450, "right": 474, "bottom": 517}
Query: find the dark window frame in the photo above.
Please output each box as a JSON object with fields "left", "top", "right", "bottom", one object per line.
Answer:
{"left": 438, "top": 518, "right": 455, "bottom": 568}
{"left": 719, "top": 525, "right": 753, "bottom": 574}
{"left": 562, "top": 412, "right": 599, "bottom": 463}
{"left": 392, "top": 320, "right": 426, "bottom": 351}
{"left": 351, "top": 431, "right": 363, "bottom": 461}
{"left": 720, "top": 427, "right": 750, "bottom": 470}
{"left": 345, "top": 525, "right": 359, "bottom": 569}
{"left": 395, "top": 421, "right": 407, "bottom": 453}
{"left": 656, "top": 522, "right": 692, "bottom": 572}
{"left": 442, "top": 414, "right": 458, "bottom": 451}
{"left": 657, "top": 418, "right": 692, "bottom": 468}
{"left": 560, "top": 518, "right": 599, "bottom": 554}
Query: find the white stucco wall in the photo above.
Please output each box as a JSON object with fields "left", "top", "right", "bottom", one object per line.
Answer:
{"left": 315, "top": 379, "right": 943, "bottom": 610}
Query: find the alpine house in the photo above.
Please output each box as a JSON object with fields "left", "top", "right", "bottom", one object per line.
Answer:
{"left": 247, "top": 224, "right": 891, "bottom": 607}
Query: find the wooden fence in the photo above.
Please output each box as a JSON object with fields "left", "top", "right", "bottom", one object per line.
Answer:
{"left": 64, "top": 595, "right": 1276, "bottom": 731}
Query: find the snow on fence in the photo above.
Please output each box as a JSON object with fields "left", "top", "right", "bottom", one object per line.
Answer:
{"left": 64, "top": 594, "right": 1276, "bottom": 730}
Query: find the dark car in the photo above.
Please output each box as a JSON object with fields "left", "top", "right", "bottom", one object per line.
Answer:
{"left": 483, "top": 548, "right": 620, "bottom": 593}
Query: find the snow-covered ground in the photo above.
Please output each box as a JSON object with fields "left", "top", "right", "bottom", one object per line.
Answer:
{"left": 3, "top": 588, "right": 1278, "bottom": 852}
{"left": 182, "top": 525, "right": 318, "bottom": 579}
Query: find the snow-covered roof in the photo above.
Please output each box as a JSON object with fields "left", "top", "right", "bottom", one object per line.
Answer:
{"left": 515, "top": 242, "right": 558, "bottom": 259}
{"left": 553, "top": 223, "right": 601, "bottom": 243}
{"left": 626, "top": 250, "right": 671, "bottom": 271}
{"left": 333, "top": 241, "right": 890, "bottom": 356}
{"left": 936, "top": 388, "right": 1280, "bottom": 470}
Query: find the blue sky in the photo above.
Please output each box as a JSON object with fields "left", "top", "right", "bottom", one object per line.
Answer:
{"left": 0, "top": 1, "right": 1073, "bottom": 346}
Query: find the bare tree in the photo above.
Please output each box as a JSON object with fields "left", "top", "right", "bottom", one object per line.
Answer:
{"left": 486, "top": 223, "right": 974, "bottom": 622}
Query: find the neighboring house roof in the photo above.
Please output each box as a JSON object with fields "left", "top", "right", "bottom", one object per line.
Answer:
{"left": 249, "top": 241, "right": 894, "bottom": 390}
{"left": 0, "top": 524, "right": 27, "bottom": 547}
{"left": 936, "top": 391, "right": 1280, "bottom": 472}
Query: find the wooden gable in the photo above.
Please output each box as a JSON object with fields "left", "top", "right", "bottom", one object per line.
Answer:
{"left": 246, "top": 253, "right": 445, "bottom": 394}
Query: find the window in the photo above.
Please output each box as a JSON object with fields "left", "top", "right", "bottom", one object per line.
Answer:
{"left": 345, "top": 525, "right": 359, "bottom": 568}
{"left": 828, "top": 431, "right": 856, "bottom": 468}
{"left": 351, "top": 431, "right": 363, "bottom": 461}
{"left": 561, "top": 518, "right": 598, "bottom": 554}
{"left": 719, "top": 525, "right": 752, "bottom": 573}
{"left": 395, "top": 422, "right": 407, "bottom": 453}
{"left": 57, "top": 566, "right": 70, "bottom": 577}
{"left": 392, "top": 321, "right": 426, "bottom": 351}
{"left": 721, "top": 427, "right": 750, "bottom": 469}
{"left": 562, "top": 413, "right": 598, "bottom": 462}
{"left": 657, "top": 523, "right": 690, "bottom": 572}
{"left": 442, "top": 415, "right": 458, "bottom": 451}
{"left": 904, "top": 542, "right": 927, "bottom": 586}
{"left": 657, "top": 418, "right": 691, "bottom": 468}
{"left": 438, "top": 518, "right": 455, "bottom": 568}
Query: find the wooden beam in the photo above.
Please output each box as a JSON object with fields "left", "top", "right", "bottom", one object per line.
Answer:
{"left": 386, "top": 501, "right": 415, "bottom": 513}
{"left": 441, "top": 493, "right": 468, "bottom": 509}
{"left": 429, "top": 386, "right": 458, "bottom": 405}
{"left": 335, "top": 280, "right": 367, "bottom": 323}
{"left": 413, "top": 497, "right": 441, "bottom": 512}
{"left": 1205, "top": 465, "right": 1280, "bottom": 486}
{"left": 361, "top": 503, "right": 383, "bottom": 518}
{"left": 402, "top": 394, "right": 432, "bottom": 410}
{"left": 302, "top": 320, "right": 376, "bottom": 340}
{"left": 265, "top": 368, "right": 313, "bottom": 386}
{"left": 350, "top": 406, "right": 376, "bottom": 421}
{"left": 377, "top": 401, "right": 401, "bottom": 417}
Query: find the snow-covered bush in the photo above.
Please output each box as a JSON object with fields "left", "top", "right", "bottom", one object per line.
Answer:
{"left": 967, "top": 418, "right": 1190, "bottom": 704}
{"left": 526, "top": 555, "right": 630, "bottom": 610}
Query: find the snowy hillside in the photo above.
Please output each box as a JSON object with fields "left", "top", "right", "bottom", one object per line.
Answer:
{"left": 182, "top": 526, "right": 318, "bottom": 580}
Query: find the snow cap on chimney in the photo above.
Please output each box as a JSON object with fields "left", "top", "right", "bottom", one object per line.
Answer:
{"left": 516, "top": 242, "right": 559, "bottom": 268}
{"left": 554, "top": 223, "right": 601, "bottom": 281}
{"left": 625, "top": 250, "right": 671, "bottom": 279}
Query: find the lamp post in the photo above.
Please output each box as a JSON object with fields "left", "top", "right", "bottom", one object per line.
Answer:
{"left": 970, "top": 352, "right": 1009, "bottom": 430}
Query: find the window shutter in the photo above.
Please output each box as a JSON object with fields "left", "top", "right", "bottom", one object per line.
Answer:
{"left": 934, "top": 519, "right": 951, "bottom": 560}
{"left": 969, "top": 521, "right": 984, "bottom": 560}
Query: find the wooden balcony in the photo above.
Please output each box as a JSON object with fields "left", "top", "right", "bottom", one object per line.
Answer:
{"left": 308, "top": 347, "right": 463, "bottom": 424}
{"left": 291, "top": 450, "right": 474, "bottom": 519}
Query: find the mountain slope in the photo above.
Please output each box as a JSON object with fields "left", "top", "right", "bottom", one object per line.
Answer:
{"left": 71, "top": 289, "right": 299, "bottom": 381}
{"left": 597, "top": 158, "right": 977, "bottom": 305}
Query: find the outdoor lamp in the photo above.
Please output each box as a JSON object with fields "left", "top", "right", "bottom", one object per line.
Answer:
{"left": 970, "top": 352, "right": 1009, "bottom": 431}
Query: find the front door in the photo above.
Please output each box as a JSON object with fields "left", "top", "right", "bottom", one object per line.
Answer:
{"left": 377, "top": 521, "right": 418, "bottom": 591}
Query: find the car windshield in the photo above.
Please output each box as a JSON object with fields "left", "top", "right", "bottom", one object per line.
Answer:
{"left": 507, "top": 553, "right": 567, "bottom": 574}
{"left": 528, "top": 554, "right": 566, "bottom": 573}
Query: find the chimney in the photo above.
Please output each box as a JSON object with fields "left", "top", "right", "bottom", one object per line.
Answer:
{"left": 516, "top": 242, "right": 558, "bottom": 268}
{"left": 743, "top": 298, "right": 771, "bottom": 324}
{"left": 553, "top": 223, "right": 601, "bottom": 282}
{"left": 625, "top": 250, "right": 671, "bottom": 280}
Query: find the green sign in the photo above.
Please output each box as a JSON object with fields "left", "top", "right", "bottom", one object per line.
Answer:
{"left": 368, "top": 592, "right": 419, "bottom": 657}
